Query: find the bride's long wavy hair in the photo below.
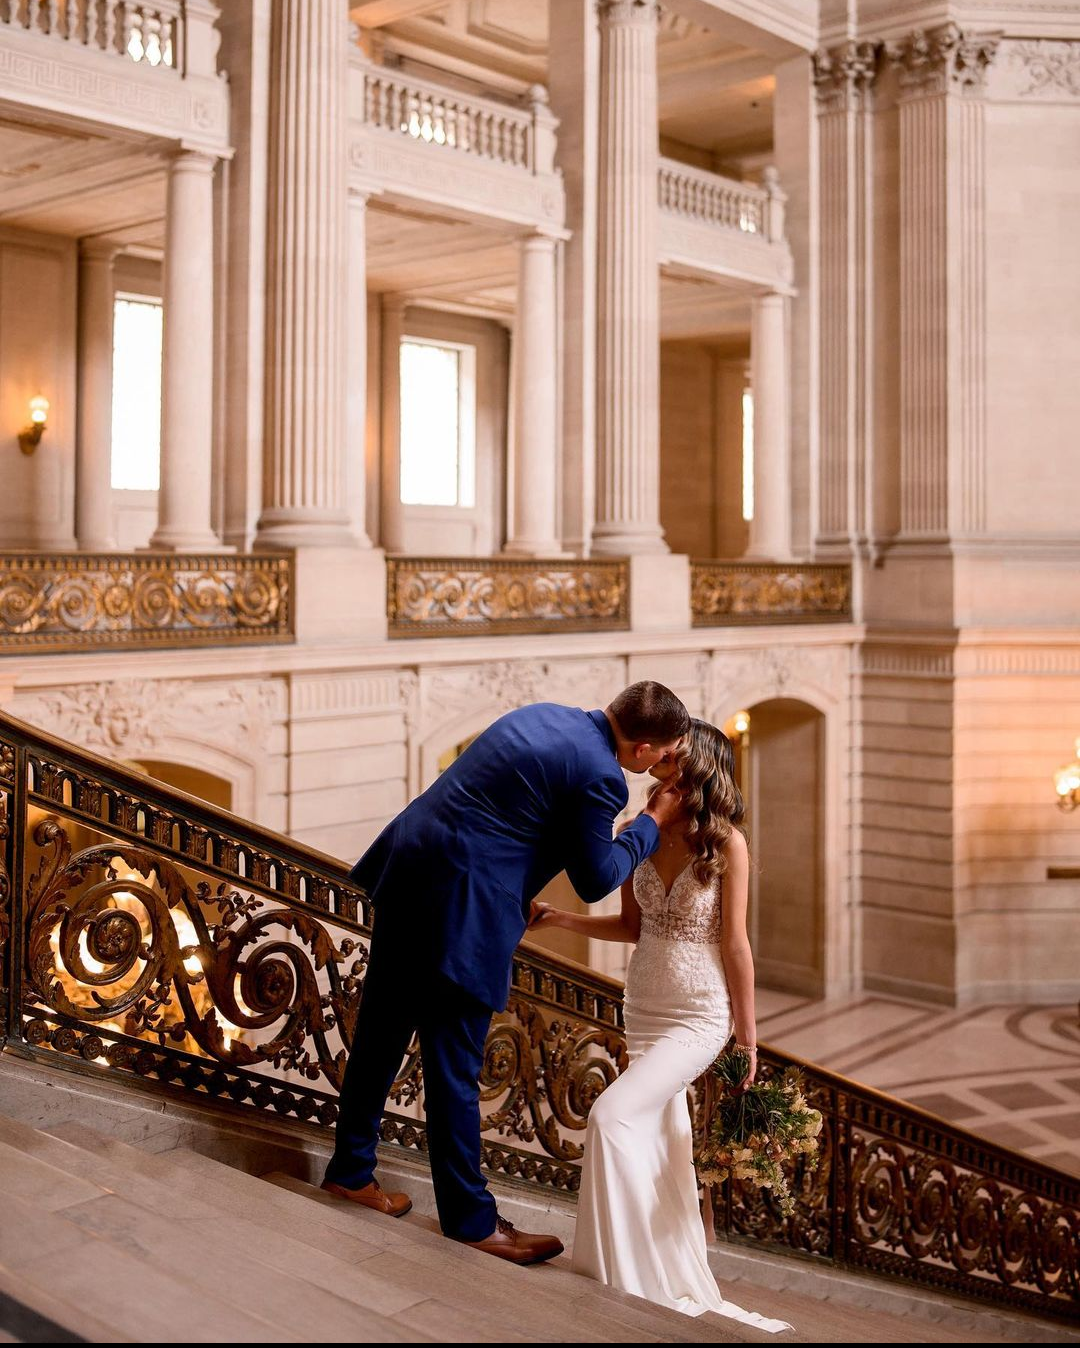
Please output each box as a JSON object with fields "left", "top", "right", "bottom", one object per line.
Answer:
{"left": 648, "top": 718, "right": 746, "bottom": 885}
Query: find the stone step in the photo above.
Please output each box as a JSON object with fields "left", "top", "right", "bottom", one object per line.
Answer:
{"left": 0, "top": 1185, "right": 286, "bottom": 1343}
{"left": 266, "top": 1175, "right": 754, "bottom": 1344}
{"left": 50, "top": 1123, "right": 711, "bottom": 1343}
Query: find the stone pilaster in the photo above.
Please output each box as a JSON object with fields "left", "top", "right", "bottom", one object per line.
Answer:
{"left": 887, "top": 24, "right": 1000, "bottom": 539}
{"left": 811, "top": 41, "right": 879, "bottom": 550}
{"left": 593, "top": 0, "right": 666, "bottom": 556}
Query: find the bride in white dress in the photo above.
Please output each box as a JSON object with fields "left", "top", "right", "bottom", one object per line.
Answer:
{"left": 530, "top": 718, "right": 791, "bottom": 1333}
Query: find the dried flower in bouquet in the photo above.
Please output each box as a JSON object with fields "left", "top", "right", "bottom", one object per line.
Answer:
{"left": 697, "top": 1046, "right": 823, "bottom": 1217}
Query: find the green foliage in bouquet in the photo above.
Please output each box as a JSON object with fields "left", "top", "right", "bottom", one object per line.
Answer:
{"left": 697, "top": 1046, "right": 823, "bottom": 1217}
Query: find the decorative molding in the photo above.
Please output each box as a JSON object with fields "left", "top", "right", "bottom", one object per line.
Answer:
{"left": 887, "top": 24, "right": 1002, "bottom": 97}
{"left": 289, "top": 671, "right": 413, "bottom": 721}
{"left": 10, "top": 677, "right": 285, "bottom": 761}
{"left": 691, "top": 563, "right": 852, "bottom": 628}
{"left": 859, "top": 645, "right": 956, "bottom": 679}
{"left": 415, "top": 657, "right": 625, "bottom": 741}
{"left": 0, "top": 30, "right": 230, "bottom": 153}
{"left": 657, "top": 212, "right": 794, "bottom": 290}
{"left": 991, "top": 38, "right": 1080, "bottom": 100}
{"left": 704, "top": 642, "right": 852, "bottom": 715}
{"left": 387, "top": 557, "right": 628, "bottom": 638}
{"left": 0, "top": 553, "right": 292, "bottom": 655}
{"left": 812, "top": 41, "right": 880, "bottom": 112}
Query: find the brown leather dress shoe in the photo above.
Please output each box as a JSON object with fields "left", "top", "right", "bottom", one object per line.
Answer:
{"left": 320, "top": 1177, "right": 413, "bottom": 1217}
{"left": 457, "top": 1214, "right": 564, "bottom": 1265}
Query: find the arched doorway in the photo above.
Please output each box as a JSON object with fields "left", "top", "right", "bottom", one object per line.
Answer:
{"left": 728, "top": 699, "right": 826, "bottom": 997}
{"left": 127, "top": 759, "right": 233, "bottom": 811}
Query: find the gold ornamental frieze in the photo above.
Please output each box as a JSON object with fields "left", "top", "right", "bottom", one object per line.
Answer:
{"left": 388, "top": 557, "right": 629, "bottom": 637}
{"left": 691, "top": 561, "right": 852, "bottom": 627}
{"left": 0, "top": 553, "right": 293, "bottom": 654}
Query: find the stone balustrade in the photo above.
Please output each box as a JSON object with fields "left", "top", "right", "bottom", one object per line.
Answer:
{"left": 356, "top": 59, "right": 557, "bottom": 176}
{"left": 658, "top": 157, "right": 786, "bottom": 243}
{"left": 0, "top": 0, "right": 211, "bottom": 75}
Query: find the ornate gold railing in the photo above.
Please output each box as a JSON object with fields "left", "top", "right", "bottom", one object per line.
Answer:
{"left": 0, "top": 553, "right": 293, "bottom": 654}
{"left": 0, "top": 710, "right": 1075, "bottom": 1320}
{"left": 691, "top": 560, "right": 853, "bottom": 626}
{"left": 387, "top": 556, "right": 629, "bottom": 638}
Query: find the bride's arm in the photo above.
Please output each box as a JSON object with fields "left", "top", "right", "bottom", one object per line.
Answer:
{"left": 719, "top": 830, "right": 758, "bottom": 1085}
{"left": 528, "top": 874, "right": 642, "bottom": 943}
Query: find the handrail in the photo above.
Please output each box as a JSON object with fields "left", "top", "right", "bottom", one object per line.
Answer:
{"left": 658, "top": 157, "right": 786, "bottom": 243}
{"left": 0, "top": 707, "right": 1075, "bottom": 1319}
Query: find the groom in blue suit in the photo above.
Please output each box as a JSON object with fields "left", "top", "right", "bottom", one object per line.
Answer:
{"left": 323, "top": 681, "right": 689, "bottom": 1263}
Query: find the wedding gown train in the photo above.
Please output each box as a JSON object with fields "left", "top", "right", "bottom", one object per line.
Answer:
{"left": 571, "top": 857, "right": 792, "bottom": 1334}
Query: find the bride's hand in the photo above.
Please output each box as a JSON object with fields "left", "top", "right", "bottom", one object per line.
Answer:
{"left": 528, "top": 900, "right": 561, "bottom": 929}
{"left": 736, "top": 1046, "right": 758, "bottom": 1093}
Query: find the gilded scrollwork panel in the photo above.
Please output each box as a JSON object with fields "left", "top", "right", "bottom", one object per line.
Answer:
{"left": 691, "top": 562, "right": 852, "bottom": 627}
{"left": 388, "top": 558, "right": 629, "bottom": 637}
{"left": 0, "top": 553, "right": 293, "bottom": 654}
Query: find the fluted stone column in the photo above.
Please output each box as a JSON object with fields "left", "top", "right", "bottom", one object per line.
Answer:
{"left": 75, "top": 240, "right": 119, "bottom": 551}
{"left": 256, "top": 0, "right": 352, "bottom": 546}
{"left": 150, "top": 150, "right": 219, "bottom": 551}
{"left": 592, "top": 0, "right": 666, "bottom": 556}
{"left": 748, "top": 292, "right": 791, "bottom": 559}
{"left": 506, "top": 232, "right": 562, "bottom": 556}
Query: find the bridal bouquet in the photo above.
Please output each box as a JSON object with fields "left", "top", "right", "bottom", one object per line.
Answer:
{"left": 697, "top": 1046, "right": 823, "bottom": 1216}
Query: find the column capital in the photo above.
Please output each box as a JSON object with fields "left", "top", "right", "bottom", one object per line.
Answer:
{"left": 597, "top": 0, "right": 659, "bottom": 28}
{"left": 812, "top": 40, "right": 880, "bottom": 113}
{"left": 887, "top": 24, "right": 1001, "bottom": 98}
{"left": 78, "top": 237, "right": 121, "bottom": 264}
{"left": 168, "top": 148, "right": 219, "bottom": 175}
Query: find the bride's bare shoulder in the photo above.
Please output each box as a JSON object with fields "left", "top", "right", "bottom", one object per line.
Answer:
{"left": 721, "top": 828, "right": 748, "bottom": 872}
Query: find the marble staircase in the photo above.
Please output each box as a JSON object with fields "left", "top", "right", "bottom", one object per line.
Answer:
{"left": 0, "top": 1105, "right": 1076, "bottom": 1344}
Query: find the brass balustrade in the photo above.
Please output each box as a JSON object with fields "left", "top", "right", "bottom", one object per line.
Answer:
{"left": 691, "top": 560, "right": 853, "bottom": 626}
{"left": 387, "top": 557, "right": 629, "bottom": 638}
{"left": 0, "top": 710, "right": 1075, "bottom": 1320}
{"left": 0, "top": 553, "right": 293, "bottom": 655}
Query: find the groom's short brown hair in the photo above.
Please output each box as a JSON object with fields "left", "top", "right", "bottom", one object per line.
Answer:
{"left": 608, "top": 681, "right": 690, "bottom": 744}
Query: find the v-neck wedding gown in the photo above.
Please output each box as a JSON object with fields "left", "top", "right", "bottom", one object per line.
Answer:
{"left": 571, "top": 857, "right": 792, "bottom": 1332}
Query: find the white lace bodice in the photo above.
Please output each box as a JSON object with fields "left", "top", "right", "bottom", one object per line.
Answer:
{"left": 624, "top": 858, "right": 729, "bottom": 1031}
{"left": 633, "top": 857, "right": 724, "bottom": 944}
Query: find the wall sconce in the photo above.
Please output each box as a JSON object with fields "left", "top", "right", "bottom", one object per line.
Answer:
{"left": 732, "top": 710, "right": 751, "bottom": 737}
{"left": 18, "top": 395, "right": 50, "bottom": 455}
{"left": 1054, "top": 737, "right": 1080, "bottom": 812}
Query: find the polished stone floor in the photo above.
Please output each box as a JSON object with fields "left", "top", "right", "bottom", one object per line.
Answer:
{"left": 758, "top": 989, "right": 1080, "bottom": 1178}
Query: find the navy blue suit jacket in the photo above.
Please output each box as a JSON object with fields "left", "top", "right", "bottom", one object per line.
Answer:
{"left": 350, "top": 704, "right": 659, "bottom": 1010}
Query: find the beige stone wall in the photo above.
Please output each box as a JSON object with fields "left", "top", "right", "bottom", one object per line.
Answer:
{"left": 0, "top": 225, "right": 77, "bottom": 549}
{"left": 659, "top": 342, "right": 748, "bottom": 558}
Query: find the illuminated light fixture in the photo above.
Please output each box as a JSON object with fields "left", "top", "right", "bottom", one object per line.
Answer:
{"left": 732, "top": 710, "right": 751, "bottom": 737}
{"left": 18, "top": 394, "right": 49, "bottom": 455}
{"left": 1054, "top": 737, "right": 1080, "bottom": 812}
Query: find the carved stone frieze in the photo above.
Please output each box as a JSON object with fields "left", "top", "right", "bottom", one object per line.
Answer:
{"left": 703, "top": 642, "right": 852, "bottom": 718}
{"left": 996, "top": 39, "right": 1080, "bottom": 100}
{"left": 11, "top": 678, "right": 286, "bottom": 761}
{"left": 415, "top": 657, "right": 626, "bottom": 742}
{"left": 887, "top": 24, "right": 1001, "bottom": 96}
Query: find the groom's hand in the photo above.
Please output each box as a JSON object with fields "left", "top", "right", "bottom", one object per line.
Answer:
{"left": 644, "top": 783, "right": 682, "bottom": 830}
